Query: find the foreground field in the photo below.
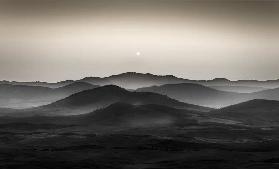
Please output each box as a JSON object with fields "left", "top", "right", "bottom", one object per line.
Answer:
{"left": 0, "top": 123, "right": 279, "bottom": 169}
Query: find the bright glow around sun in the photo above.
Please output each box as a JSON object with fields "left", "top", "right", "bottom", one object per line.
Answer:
{"left": 136, "top": 51, "right": 141, "bottom": 56}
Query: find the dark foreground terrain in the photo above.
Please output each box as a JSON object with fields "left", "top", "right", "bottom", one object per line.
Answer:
{"left": 0, "top": 121, "right": 279, "bottom": 169}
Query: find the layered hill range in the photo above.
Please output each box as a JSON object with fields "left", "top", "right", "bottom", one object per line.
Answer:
{"left": 0, "top": 86, "right": 278, "bottom": 127}
{"left": 211, "top": 99, "right": 279, "bottom": 126}
{"left": 1, "top": 74, "right": 279, "bottom": 169}
{"left": 0, "top": 102, "right": 199, "bottom": 129}
{"left": 2, "top": 72, "right": 279, "bottom": 90}
{"left": 0, "top": 85, "right": 211, "bottom": 117}
{"left": 137, "top": 83, "right": 279, "bottom": 108}
{"left": 1, "top": 72, "right": 279, "bottom": 108}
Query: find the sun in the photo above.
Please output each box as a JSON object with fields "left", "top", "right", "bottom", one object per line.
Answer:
{"left": 136, "top": 51, "right": 141, "bottom": 56}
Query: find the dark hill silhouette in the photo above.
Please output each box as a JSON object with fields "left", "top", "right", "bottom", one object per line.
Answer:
{"left": 212, "top": 99, "right": 279, "bottom": 126}
{"left": 136, "top": 83, "right": 249, "bottom": 108}
{"left": 51, "top": 85, "right": 129, "bottom": 107}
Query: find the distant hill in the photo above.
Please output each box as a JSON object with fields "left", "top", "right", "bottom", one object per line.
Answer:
{"left": 0, "top": 80, "right": 74, "bottom": 88}
{"left": 56, "top": 82, "right": 98, "bottom": 94}
{"left": 80, "top": 72, "right": 188, "bottom": 89}
{"left": 0, "top": 82, "right": 97, "bottom": 108}
{"left": 79, "top": 72, "right": 279, "bottom": 89}
{"left": 136, "top": 83, "right": 249, "bottom": 108}
{"left": 0, "top": 84, "right": 54, "bottom": 108}
{"left": 1, "top": 72, "right": 279, "bottom": 110}
{"left": 250, "top": 87, "right": 279, "bottom": 101}
{"left": 137, "top": 83, "right": 279, "bottom": 108}
{"left": 210, "top": 85, "right": 266, "bottom": 93}
{"left": 3, "top": 85, "right": 212, "bottom": 117}
{"left": 2, "top": 72, "right": 279, "bottom": 109}
{"left": 212, "top": 99, "right": 279, "bottom": 126}
{"left": 205, "top": 79, "right": 279, "bottom": 89}
{"left": 2, "top": 72, "right": 279, "bottom": 90}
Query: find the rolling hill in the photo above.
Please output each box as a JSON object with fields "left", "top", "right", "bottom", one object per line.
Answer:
{"left": 0, "top": 82, "right": 98, "bottom": 108}
{"left": 212, "top": 99, "right": 279, "bottom": 126}
{"left": 2, "top": 72, "right": 279, "bottom": 91}
{"left": 1, "top": 72, "right": 279, "bottom": 92}
{"left": 250, "top": 87, "right": 279, "bottom": 101}
{"left": 1, "top": 85, "right": 212, "bottom": 117}
{"left": 80, "top": 72, "right": 188, "bottom": 89}
{"left": 81, "top": 102, "right": 198, "bottom": 127}
{"left": 137, "top": 83, "right": 279, "bottom": 108}
{"left": 0, "top": 102, "right": 204, "bottom": 130}
{"left": 40, "top": 85, "right": 211, "bottom": 116}
{"left": 136, "top": 83, "right": 248, "bottom": 108}
{"left": 55, "top": 81, "right": 98, "bottom": 94}
{"left": 80, "top": 72, "right": 279, "bottom": 89}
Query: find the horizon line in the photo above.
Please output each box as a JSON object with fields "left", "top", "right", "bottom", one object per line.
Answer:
{"left": 1, "top": 72, "right": 279, "bottom": 83}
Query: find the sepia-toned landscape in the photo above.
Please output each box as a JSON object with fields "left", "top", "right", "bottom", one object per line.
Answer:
{"left": 1, "top": 1, "right": 279, "bottom": 168}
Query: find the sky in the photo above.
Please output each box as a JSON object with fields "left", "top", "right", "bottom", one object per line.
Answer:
{"left": 0, "top": 0, "right": 278, "bottom": 82}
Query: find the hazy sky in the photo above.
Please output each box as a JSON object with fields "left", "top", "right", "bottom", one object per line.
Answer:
{"left": 0, "top": 0, "right": 278, "bottom": 82}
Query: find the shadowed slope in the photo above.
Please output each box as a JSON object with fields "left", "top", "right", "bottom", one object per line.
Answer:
{"left": 212, "top": 99, "right": 279, "bottom": 126}
{"left": 0, "top": 102, "right": 199, "bottom": 129}
{"left": 83, "top": 102, "right": 197, "bottom": 127}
